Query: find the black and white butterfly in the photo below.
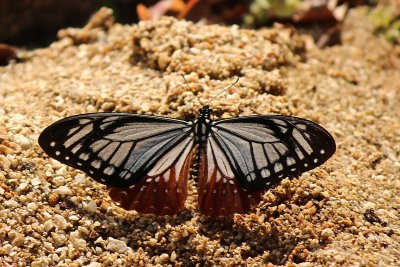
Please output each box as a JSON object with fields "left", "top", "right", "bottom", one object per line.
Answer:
{"left": 39, "top": 104, "right": 335, "bottom": 216}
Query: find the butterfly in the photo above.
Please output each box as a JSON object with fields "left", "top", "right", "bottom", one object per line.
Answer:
{"left": 39, "top": 104, "right": 336, "bottom": 217}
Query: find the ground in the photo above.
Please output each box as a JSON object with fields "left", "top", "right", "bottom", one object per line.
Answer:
{"left": 0, "top": 7, "right": 399, "bottom": 266}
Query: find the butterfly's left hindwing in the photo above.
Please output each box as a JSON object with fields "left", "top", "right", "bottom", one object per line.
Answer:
{"left": 209, "top": 115, "right": 336, "bottom": 191}
{"left": 38, "top": 113, "right": 193, "bottom": 188}
{"left": 108, "top": 136, "right": 194, "bottom": 215}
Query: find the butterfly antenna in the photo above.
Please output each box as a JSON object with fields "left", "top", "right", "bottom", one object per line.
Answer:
{"left": 182, "top": 74, "right": 205, "bottom": 106}
{"left": 207, "top": 76, "right": 239, "bottom": 106}
{"left": 181, "top": 74, "right": 192, "bottom": 90}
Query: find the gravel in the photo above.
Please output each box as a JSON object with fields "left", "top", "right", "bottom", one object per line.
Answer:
{"left": 0, "top": 6, "right": 399, "bottom": 266}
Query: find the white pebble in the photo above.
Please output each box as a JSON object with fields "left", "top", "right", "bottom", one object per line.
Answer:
{"left": 43, "top": 219, "right": 55, "bottom": 232}
{"left": 43, "top": 241, "right": 54, "bottom": 252}
{"left": 42, "top": 184, "right": 51, "bottom": 194}
{"left": 74, "top": 173, "right": 86, "bottom": 183}
{"left": 170, "top": 251, "right": 177, "bottom": 262}
{"left": 52, "top": 176, "right": 66, "bottom": 187}
{"left": 70, "top": 231, "right": 87, "bottom": 251}
{"left": 51, "top": 232, "right": 67, "bottom": 247}
{"left": 106, "top": 237, "right": 128, "bottom": 253}
{"left": 30, "top": 177, "right": 42, "bottom": 186}
{"left": 321, "top": 228, "right": 335, "bottom": 239}
{"left": 4, "top": 199, "right": 19, "bottom": 208}
{"left": 85, "top": 201, "right": 97, "bottom": 213}
{"left": 18, "top": 182, "right": 29, "bottom": 190}
{"left": 0, "top": 155, "right": 11, "bottom": 169}
{"left": 27, "top": 202, "right": 38, "bottom": 211}
{"left": 53, "top": 214, "right": 68, "bottom": 230}
{"left": 363, "top": 202, "right": 376, "bottom": 211}
{"left": 52, "top": 254, "right": 60, "bottom": 263}
{"left": 69, "top": 215, "right": 80, "bottom": 221}
{"left": 54, "top": 186, "right": 73, "bottom": 195}
{"left": 94, "top": 237, "right": 104, "bottom": 244}
{"left": 14, "top": 134, "right": 31, "bottom": 150}
{"left": 0, "top": 209, "right": 9, "bottom": 218}
{"left": 2, "top": 244, "right": 12, "bottom": 255}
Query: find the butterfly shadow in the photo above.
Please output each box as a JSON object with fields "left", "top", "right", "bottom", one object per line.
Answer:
{"left": 196, "top": 191, "right": 331, "bottom": 265}
{"left": 58, "top": 185, "right": 331, "bottom": 265}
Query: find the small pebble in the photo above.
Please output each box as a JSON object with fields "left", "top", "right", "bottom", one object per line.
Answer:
{"left": 85, "top": 200, "right": 97, "bottom": 213}
{"left": 53, "top": 214, "right": 68, "bottom": 230}
{"left": 85, "top": 263, "right": 102, "bottom": 267}
{"left": 48, "top": 192, "right": 60, "bottom": 205}
{"left": 18, "top": 182, "right": 28, "bottom": 190}
{"left": 156, "top": 253, "right": 170, "bottom": 264}
{"left": 70, "top": 231, "right": 87, "bottom": 251}
{"left": 11, "top": 233, "right": 25, "bottom": 247}
{"left": 101, "top": 102, "right": 115, "bottom": 111}
{"left": 43, "top": 219, "right": 55, "bottom": 232}
{"left": 51, "top": 232, "right": 67, "bottom": 247}
{"left": 99, "top": 201, "right": 109, "bottom": 211}
{"left": 54, "top": 186, "right": 73, "bottom": 195}
{"left": 106, "top": 237, "right": 128, "bottom": 253}
{"left": 2, "top": 244, "right": 12, "bottom": 255}
{"left": 13, "top": 134, "right": 31, "bottom": 150}
{"left": 31, "top": 260, "right": 46, "bottom": 267}
{"left": 303, "top": 206, "right": 317, "bottom": 215}
{"left": 74, "top": 173, "right": 86, "bottom": 183}
{"left": 0, "top": 144, "right": 13, "bottom": 154}
{"left": 69, "top": 215, "right": 80, "bottom": 221}
{"left": 170, "top": 251, "right": 177, "bottom": 262}
{"left": 30, "top": 177, "right": 42, "bottom": 186}
{"left": 27, "top": 202, "right": 38, "bottom": 211}
{"left": 334, "top": 254, "right": 346, "bottom": 263}
{"left": 0, "top": 155, "right": 11, "bottom": 169}
{"left": 4, "top": 199, "right": 19, "bottom": 208}
{"left": 321, "top": 228, "right": 335, "bottom": 240}
{"left": 43, "top": 241, "right": 54, "bottom": 252}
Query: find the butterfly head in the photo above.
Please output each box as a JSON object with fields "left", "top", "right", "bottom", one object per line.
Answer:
{"left": 199, "top": 105, "right": 212, "bottom": 121}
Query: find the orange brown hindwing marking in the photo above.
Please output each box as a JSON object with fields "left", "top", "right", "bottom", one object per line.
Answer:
{"left": 108, "top": 148, "right": 194, "bottom": 216}
{"left": 197, "top": 150, "right": 265, "bottom": 217}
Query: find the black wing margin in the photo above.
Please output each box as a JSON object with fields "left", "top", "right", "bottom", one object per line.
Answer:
{"left": 210, "top": 115, "right": 336, "bottom": 191}
{"left": 38, "top": 113, "right": 193, "bottom": 187}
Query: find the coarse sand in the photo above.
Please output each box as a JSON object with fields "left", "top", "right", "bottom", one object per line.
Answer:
{"left": 0, "top": 7, "right": 399, "bottom": 266}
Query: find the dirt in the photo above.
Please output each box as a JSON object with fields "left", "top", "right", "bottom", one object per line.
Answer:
{"left": 0, "top": 6, "right": 399, "bottom": 266}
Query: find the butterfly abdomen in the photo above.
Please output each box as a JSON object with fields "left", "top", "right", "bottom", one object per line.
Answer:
{"left": 192, "top": 106, "right": 212, "bottom": 181}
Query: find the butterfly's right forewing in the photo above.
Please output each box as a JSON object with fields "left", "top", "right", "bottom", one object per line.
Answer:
{"left": 209, "top": 115, "right": 336, "bottom": 191}
{"left": 38, "top": 113, "right": 193, "bottom": 188}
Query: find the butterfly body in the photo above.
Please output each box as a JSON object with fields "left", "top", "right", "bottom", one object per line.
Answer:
{"left": 39, "top": 106, "right": 335, "bottom": 216}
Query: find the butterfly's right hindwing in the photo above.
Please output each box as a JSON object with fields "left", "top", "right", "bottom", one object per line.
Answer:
{"left": 38, "top": 113, "right": 193, "bottom": 187}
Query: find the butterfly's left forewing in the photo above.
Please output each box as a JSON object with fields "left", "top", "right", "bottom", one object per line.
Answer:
{"left": 38, "top": 113, "right": 193, "bottom": 188}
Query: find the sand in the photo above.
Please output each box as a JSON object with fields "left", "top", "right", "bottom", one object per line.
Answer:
{"left": 0, "top": 7, "right": 399, "bottom": 266}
